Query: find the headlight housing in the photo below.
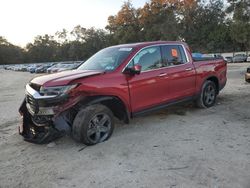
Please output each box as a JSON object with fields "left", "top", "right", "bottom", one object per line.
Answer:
{"left": 40, "top": 84, "right": 78, "bottom": 96}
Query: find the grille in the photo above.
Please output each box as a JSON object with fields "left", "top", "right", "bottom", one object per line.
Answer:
{"left": 26, "top": 94, "right": 38, "bottom": 114}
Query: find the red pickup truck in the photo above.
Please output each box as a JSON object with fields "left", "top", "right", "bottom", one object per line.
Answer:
{"left": 19, "top": 41, "right": 227, "bottom": 145}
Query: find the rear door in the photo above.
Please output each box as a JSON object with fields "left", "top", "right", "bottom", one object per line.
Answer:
{"left": 161, "top": 45, "right": 196, "bottom": 101}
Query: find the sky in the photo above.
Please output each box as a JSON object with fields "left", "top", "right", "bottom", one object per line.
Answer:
{"left": 0, "top": 0, "right": 148, "bottom": 47}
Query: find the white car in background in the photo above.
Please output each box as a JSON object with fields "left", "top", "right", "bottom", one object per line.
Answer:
{"left": 247, "top": 55, "right": 250, "bottom": 62}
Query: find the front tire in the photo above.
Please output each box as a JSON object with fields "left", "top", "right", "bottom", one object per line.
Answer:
{"left": 72, "top": 104, "right": 114, "bottom": 145}
{"left": 196, "top": 80, "right": 217, "bottom": 108}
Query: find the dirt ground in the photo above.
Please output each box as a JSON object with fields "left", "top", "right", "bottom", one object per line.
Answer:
{"left": 0, "top": 63, "right": 250, "bottom": 188}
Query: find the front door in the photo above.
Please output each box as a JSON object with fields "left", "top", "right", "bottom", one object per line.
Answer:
{"left": 126, "top": 46, "right": 169, "bottom": 112}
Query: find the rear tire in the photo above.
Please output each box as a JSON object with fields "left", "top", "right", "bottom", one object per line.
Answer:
{"left": 72, "top": 104, "right": 114, "bottom": 145}
{"left": 196, "top": 80, "right": 217, "bottom": 108}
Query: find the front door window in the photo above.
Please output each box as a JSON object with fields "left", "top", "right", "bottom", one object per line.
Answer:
{"left": 131, "top": 46, "right": 163, "bottom": 71}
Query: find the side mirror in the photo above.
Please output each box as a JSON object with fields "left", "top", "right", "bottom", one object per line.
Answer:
{"left": 124, "top": 65, "right": 142, "bottom": 75}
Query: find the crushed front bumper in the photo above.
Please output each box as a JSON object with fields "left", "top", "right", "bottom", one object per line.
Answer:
{"left": 18, "top": 84, "right": 72, "bottom": 144}
{"left": 19, "top": 100, "right": 67, "bottom": 144}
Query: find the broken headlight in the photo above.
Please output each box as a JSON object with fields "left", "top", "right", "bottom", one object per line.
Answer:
{"left": 40, "top": 84, "right": 78, "bottom": 96}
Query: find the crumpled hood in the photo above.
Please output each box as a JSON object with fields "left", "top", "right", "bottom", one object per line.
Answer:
{"left": 31, "top": 70, "right": 104, "bottom": 87}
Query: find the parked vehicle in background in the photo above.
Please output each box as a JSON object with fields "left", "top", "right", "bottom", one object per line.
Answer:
{"left": 54, "top": 63, "right": 77, "bottom": 73}
{"left": 46, "top": 64, "right": 61, "bottom": 73}
{"left": 27, "top": 64, "right": 35, "bottom": 72}
{"left": 247, "top": 55, "right": 250, "bottom": 62}
{"left": 29, "top": 64, "right": 42, "bottom": 73}
{"left": 19, "top": 41, "right": 227, "bottom": 145}
{"left": 245, "top": 66, "right": 250, "bottom": 83}
{"left": 13, "top": 65, "right": 22, "bottom": 71}
{"left": 202, "top": 54, "right": 224, "bottom": 61}
{"left": 47, "top": 62, "right": 83, "bottom": 73}
{"left": 35, "top": 64, "right": 54, "bottom": 73}
{"left": 19, "top": 65, "right": 29, "bottom": 71}
{"left": 73, "top": 61, "right": 84, "bottom": 68}
{"left": 224, "top": 56, "right": 233, "bottom": 63}
{"left": 215, "top": 54, "right": 222, "bottom": 58}
{"left": 4, "top": 65, "right": 10, "bottom": 70}
{"left": 232, "top": 54, "right": 247, "bottom": 63}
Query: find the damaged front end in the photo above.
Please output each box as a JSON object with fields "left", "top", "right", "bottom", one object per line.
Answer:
{"left": 19, "top": 83, "right": 78, "bottom": 144}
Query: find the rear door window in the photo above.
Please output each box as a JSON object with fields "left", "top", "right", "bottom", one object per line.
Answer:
{"left": 161, "top": 45, "right": 188, "bottom": 66}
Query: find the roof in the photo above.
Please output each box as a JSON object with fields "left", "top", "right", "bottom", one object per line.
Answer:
{"left": 109, "top": 41, "right": 187, "bottom": 49}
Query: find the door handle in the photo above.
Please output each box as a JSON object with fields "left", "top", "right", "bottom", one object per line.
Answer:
{"left": 158, "top": 73, "right": 167, "bottom": 77}
{"left": 185, "top": 67, "right": 193, "bottom": 71}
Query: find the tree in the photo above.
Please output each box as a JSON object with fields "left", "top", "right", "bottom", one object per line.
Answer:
{"left": 2, "top": 0, "right": 249, "bottom": 65}
{"left": 138, "top": 0, "right": 179, "bottom": 41}
{"left": 55, "top": 29, "right": 69, "bottom": 44}
{"left": 175, "top": 0, "right": 232, "bottom": 52}
{"left": 56, "top": 27, "right": 109, "bottom": 61}
{"left": 25, "top": 34, "right": 59, "bottom": 63}
{"left": 197, "top": 0, "right": 231, "bottom": 52}
{"left": 70, "top": 25, "right": 87, "bottom": 42}
{"left": 227, "top": 0, "right": 250, "bottom": 51}
{"left": 0, "top": 36, "right": 24, "bottom": 65}
{"left": 106, "top": 1, "right": 141, "bottom": 43}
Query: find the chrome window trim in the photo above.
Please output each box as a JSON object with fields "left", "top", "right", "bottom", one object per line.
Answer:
{"left": 122, "top": 43, "right": 191, "bottom": 73}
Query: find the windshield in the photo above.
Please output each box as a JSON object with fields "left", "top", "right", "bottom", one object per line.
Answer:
{"left": 78, "top": 47, "right": 134, "bottom": 71}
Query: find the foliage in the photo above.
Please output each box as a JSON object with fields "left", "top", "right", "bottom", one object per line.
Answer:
{"left": 0, "top": 0, "right": 249, "bottom": 65}
{"left": 0, "top": 37, "right": 24, "bottom": 65}
{"left": 138, "top": 0, "right": 180, "bottom": 41}
{"left": 25, "top": 35, "right": 59, "bottom": 63}
{"left": 106, "top": 1, "right": 141, "bottom": 43}
{"left": 227, "top": 0, "right": 250, "bottom": 51}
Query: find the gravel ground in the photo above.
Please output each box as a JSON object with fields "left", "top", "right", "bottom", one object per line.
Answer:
{"left": 0, "top": 63, "right": 250, "bottom": 188}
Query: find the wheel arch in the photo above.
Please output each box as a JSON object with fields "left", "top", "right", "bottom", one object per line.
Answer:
{"left": 77, "top": 95, "right": 130, "bottom": 124}
{"left": 201, "top": 76, "right": 219, "bottom": 95}
{"left": 196, "top": 76, "right": 218, "bottom": 108}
